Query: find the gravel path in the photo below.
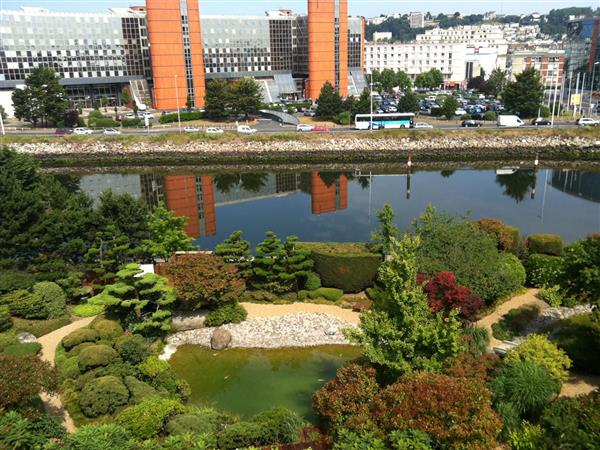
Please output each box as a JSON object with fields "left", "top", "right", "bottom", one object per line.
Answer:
{"left": 37, "top": 316, "right": 96, "bottom": 433}
{"left": 241, "top": 302, "right": 360, "bottom": 324}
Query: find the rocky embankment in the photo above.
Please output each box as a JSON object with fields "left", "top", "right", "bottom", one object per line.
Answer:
{"left": 160, "top": 312, "right": 356, "bottom": 360}
{"left": 10, "top": 133, "right": 600, "bottom": 165}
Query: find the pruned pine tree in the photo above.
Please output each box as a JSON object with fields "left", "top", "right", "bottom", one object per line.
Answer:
{"left": 214, "top": 230, "right": 252, "bottom": 276}
{"left": 249, "top": 231, "right": 288, "bottom": 293}
{"left": 281, "top": 236, "right": 314, "bottom": 292}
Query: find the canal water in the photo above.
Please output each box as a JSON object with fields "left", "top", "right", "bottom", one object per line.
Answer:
{"left": 75, "top": 167, "right": 600, "bottom": 245}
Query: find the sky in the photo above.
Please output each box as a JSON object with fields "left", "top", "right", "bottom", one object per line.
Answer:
{"left": 1, "top": 0, "right": 599, "bottom": 16}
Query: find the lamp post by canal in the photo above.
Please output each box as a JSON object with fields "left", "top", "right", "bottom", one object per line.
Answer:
{"left": 174, "top": 74, "right": 182, "bottom": 133}
{"left": 370, "top": 76, "right": 373, "bottom": 134}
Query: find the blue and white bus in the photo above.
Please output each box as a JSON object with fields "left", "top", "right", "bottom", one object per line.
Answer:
{"left": 354, "top": 113, "right": 415, "bottom": 130}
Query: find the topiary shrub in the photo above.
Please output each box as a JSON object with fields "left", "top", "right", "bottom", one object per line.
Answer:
{"left": 166, "top": 408, "right": 230, "bottom": 436}
{"left": 307, "top": 287, "right": 344, "bottom": 302}
{"left": 204, "top": 302, "right": 247, "bottom": 327}
{"left": 115, "top": 334, "right": 149, "bottom": 365}
{"left": 62, "top": 328, "right": 99, "bottom": 350}
{"left": 77, "top": 344, "right": 119, "bottom": 372}
{"left": 298, "top": 243, "right": 382, "bottom": 293}
{"left": 491, "top": 361, "right": 559, "bottom": 420}
{"left": 527, "top": 234, "right": 563, "bottom": 256}
{"left": 495, "top": 253, "right": 526, "bottom": 299}
{"left": 218, "top": 421, "right": 266, "bottom": 450}
{"left": 0, "top": 289, "right": 46, "bottom": 319}
{"left": 63, "top": 424, "right": 134, "bottom": 450}
{"left": 123, "top": 375, "right": 159, "bottom": 404}
{"left": 115, "top": 398, "right": 186, "bottom": 440}
{"left": 68, "top": 342, "right": 95, "bottom": 357}
{"left": 0, "top": 305, "right": 12, "bottom": 332}
{"left": 72, "top": 303, "right": 105, "bottom": 317}
{"left": 78, "top": 375, "right": 129, "bottom": 418}
{"left": 0, "top": 270, "right": 35, "bottom": 295}
{"left": 525, "top": 254, "right": 565, "bottom": 288}
{"left": 250, "top": 407, "right": 303, "bottom": 445}
{"left": 2, "top": 342, "right": 41, "bottom": 357}
{"left": 91, "top": 318, "right": 124, "bottom": 341}
{"left": 304, "top": 273, "right": 322, "bottom": 291}
{"left": 505, "top": 334, "right": 571, "bottom": 383}
{"left": 552, "top": 313, "right": 600, "bottom": 374}
{"left": 60, "top": 356, "right": 81, "bottom": 380}
{"left": 32, "top": 282, "right": 67, "bottom": 319}
{"left": 136, "top": 356, "right": 190, "bottom": 400}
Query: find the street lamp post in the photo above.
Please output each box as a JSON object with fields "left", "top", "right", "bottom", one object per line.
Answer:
{"left": 589, "top": 61, "right": 600, "bottom": 116}
{"left": 370, "top": 76, "right": 373, "bottom": 133}
{"left": 174, "top": 74, "right": 182, "bottom": 133}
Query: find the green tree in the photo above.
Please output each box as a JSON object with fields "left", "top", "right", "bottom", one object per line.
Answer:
{"left": 380, "top": 68, "right": 398, "bottom": 94}
{"left": 88, "top": 263, "right": 177, "bottom": 335}
{"left": 0, "top": 353, "right": 59, "bottom": 409}
{"left": 100, "top": 95, "right": 109, "bottom": 112}
{"left": 396, "top": 70, "right": 413, "bottom": 92}
{"left": 185, "top": 95, "right": 194, "bottom": 111}
{"left": 398, "top": 90, "right": 420, "bottom": 113}
{"left": 371, "top": 203, "right": 400, "bottom": 254}
{"left": 85, "top": 224, "right": 133, "bottom": 283}
{"left": 503, "top": 67, "right": 544, "bottom": 118}
{"left": 484, "top": 69, "right": 508, "bottom": 97}
{"left": 120, "top": 89, "right": 132, "bottom": 107}
{"left": 0, "top": 105, "right": 7, "bottom": 121}
{"left": 205, "top": 79, "right": 230, "bottom": 119}
{"left": 281, "top": 236, "right": 314, "bottom": 292}
{"left": 414, "top": 72, "right": 433, "bottom": 89}
{"left": 316, "top": 82, "right": 343, "bottom": 120}
{"left": 228, "top": 77, "right": 263, "bottom": 119}
{"left": 429, "top": 69, "right": 444, "bottom": 88}
{"left": 249, "top": 231, "right": 288, "bottom": 293}
{"left": 142, "top": 203, "right": 197, "bottom": 260}
{"left": 468, "top": 75, "right": 486, "bottom": 91}
{"left": 441, "top": 96, "right": 459, "bottom": 120}
{"left": 214, "top": 230, "right": 252, "bottom": 276}
{"left": 346, "top": 235, "right": 463, "bottom": 378}
{"left": 11, "top": 67, "right": 68, "bottom": 127}
{"left": 354, "top": 88, "right": 374, "bottom": 115}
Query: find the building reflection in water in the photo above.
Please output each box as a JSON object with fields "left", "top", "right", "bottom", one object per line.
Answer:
{"left": 551, "top": 170, "right": 600, "bottom": 203}
{"left": 310, "top": 172, "right": 348, "bottom": 214}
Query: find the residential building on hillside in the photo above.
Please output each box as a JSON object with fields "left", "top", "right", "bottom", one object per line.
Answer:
{"left": 508, "top": 49, "right": 565, "bottom": 88}
{"left": 373, "top": 32, "right": 392, "bottom": 42}
{"left": 409, "top": 12, "right": 424, "bottom": 29}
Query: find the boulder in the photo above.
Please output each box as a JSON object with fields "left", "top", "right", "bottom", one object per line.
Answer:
{"left": 211, "top": 327, "right": 232, "bottom": 350}
{"left": 171, "top": 312, "right": 207, "bottom": 332}
{"left": 16, "top": 332, "right": 37, "bottom": 344}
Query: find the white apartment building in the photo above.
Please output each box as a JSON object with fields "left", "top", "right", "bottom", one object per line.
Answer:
{"left": 365, "top": 42, "right": 467, "bottom": 86}
{"left": 373, "top": 32, "right": 393, "bottom": 42}
{"left": 409, "top": 12, "right": 424, "bottom": 29}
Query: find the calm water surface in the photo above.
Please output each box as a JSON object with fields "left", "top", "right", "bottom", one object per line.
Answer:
{"left": 75, "top": 167, "right": 600, "bottom": 246}
{"left": 169, "top": 345, "right": 361, "bottom": 420}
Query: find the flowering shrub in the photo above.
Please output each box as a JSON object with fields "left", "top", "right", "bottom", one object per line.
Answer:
{"left": 477, "top": 218, "right": 521, "bottom": 255}
{"left": 418, "top": 272, "right": 485, "bottom": 322}
{"left": 446, "top": 351, "right": 501, "bottom": 382}
{"left": 372, "top": 372, "right": 501, "bottom": 450}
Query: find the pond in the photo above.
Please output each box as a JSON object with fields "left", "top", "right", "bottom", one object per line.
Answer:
{"left": 169, "top": 344, "right": 361, "bottom": 420}
{"left": 74, "top": 166, "right": 600, "bottom": 245}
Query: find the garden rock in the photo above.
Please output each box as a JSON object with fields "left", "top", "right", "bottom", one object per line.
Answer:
{"left": 172, "top": 312, "right": 207, "bottom": 332}
{"left": 16, "top": 332, "right": 37, "bottom": 344}
{"left": 211, "top": 327, "right": 232, "bottom": 350}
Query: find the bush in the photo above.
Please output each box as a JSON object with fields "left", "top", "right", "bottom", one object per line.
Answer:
{"left": 419, "top": 272, "right": 484, "bottom": 322}
{"left": 304, "top": 272, "right": 322, "bottom": 291}
{"left": 313, "top": 363, "right": 379, "bottom": 432}
{"left": 123, "top": 375, "right": 159, "bottom": 404}
{"left": 60, "top": 356, "right": 81, "bottom": 380}
{"left": 308, "top": 287, "right": 344, "bottom": 302}
{"left": 115, "top": 398, "right": 186, "bottom": 439}
{"left": 3, "top": 342, "right": 41, "bottom": 357}
{"left": 525, "top": 254, "right": 564, "bottom": 287}
{"left": 72, "top": 303, "right": 105, "bottom": 317}
{"left": 0, "top": 353, "right": 59, "bottom": 409}
{"left": 32, "top": 281, "right": 67, "bottom": 319}
{"left": 0, "top": 289, "right": 46, "bottom": 319}
{"left": 462, "top": 325, "right": 491, "bottom": 357}
{"left": 62, "top": 328, "right": 99, "bottom": 350}
{"left": 204, "top": 302, "right": 247, "bottom": 327}
{"left": 491, "top": 304, "right": 540, "bottom": 341}
{"left": 539, "top": 390, "right": 600, "bottom": 449}
{"left": 298, "top": 243, "right": 382, "bottom": 293}
{"left": 460, "top": 113, "right": 472, "bottom": 120}
{"left": 333, "top": 428, "right": 387, "bottom": 449}
{"left": 89, "top": 117, "right": 119, "bottom": 128}
{"left": 166, "top": 408, "right": 229, "bottom": 436}
{"left": 335, "top": 111, "right": 352, "bottom": 125}
{"left": 476, "top": 218, "right": 521, "bottom": 254}
{"left": 373, "top": 372, "right": 501, "bottom": 449}
{"left": 64, "top": 424, "right": 134, "bottom": 450}
{"left": 0, "top": 305, "right": 12, "bottom": 332}
{"left": 0, "top": 411, "right": 66, "bottom": 450}
{"left": 561, "top": 234, "right": 600, "bottom": 303}
{"left": 484, "top": 111, "right": 497, "bottom": 121}
{"left": 159, "top": 111, "right": 203, "bottom": 124}
{"left": 250, "top": 406, "right": 303, "bottom": 444}
{"left": 508, "top": 421, "right": 544, "bottom": 450}
{"left": 491, "top": 361, "right": 559, "bottom": 420}
{"left": 115, "top": 334, "right": 149, "bottom": 364}
{"left": 67, "top": 342, "right": 94, "bottom": 357}
{"left": 505, "top": 334, "right": 571, "bottom": 383}
{"left": 552, "top": 313, "right": 600, "bottom": 374}
{"left": 77, "top": 344, "right": 119, "bottom": 372}
{"left": 0, "top": 270, "right": 35, "bottom": 294}
{"left": 78, "top": 375, "right": 129, "bottom": 417}
{"left": 527, "top": 234, "right": 563, "bottom": 256}
{"left": 537, "top": 285, "right": 564, "bottom": 307}
{"left": 121, "top": 118, "right": 143, "bottom": 127}
{"left": 12, "top": 316, "right": 70, "bottom": 337}
{"left": 91, "top": 318, "right": 124, "bottom": 340}
{"left": 136, "top": 356, "right": 190, "bottom": 400}
{"left": 495, "top": 253, "right": 526, "bottom": 299}
{"left": 218, "top": 421, "right": 266, "bottom": 450}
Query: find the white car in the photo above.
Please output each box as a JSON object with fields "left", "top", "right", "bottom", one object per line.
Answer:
{"left": 577, "top": 117, "right": 599, "bottom": 127}
{"left": 455, "top": 109, "right": 467, "bottom": 116}
{"left": 237, "top": 125, "right": 257, "bottom": 134}
{"left": 125, "top": 112, "right": 137, "bottom": 118}
{"left": 73, "top": 127, "right": 93, "bottom": 135}
{"left": 102, "top": 128, "right": 121, "bottom": 135}
{"left": 206, "top": 127, "right": 224, "bottom": 134}
{"left": 296, "top": 124, "right": 314, "bottom": 132}
{"left": 413, "top": 122, "right": 433, "bottom": 129}
{"left": 184, "top": 126, "right": 200, "bottom": 133}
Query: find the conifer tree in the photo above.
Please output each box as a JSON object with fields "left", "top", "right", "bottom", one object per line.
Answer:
{"left": 142, "top": 203, "right": 197, "bottom": 260}
{"left": 85, "top": 224, "right": 132, "bottom": 283}
{"left": 371, "top": 204, "right": 400, "bottom": 254}
{"left": 249, "top": 231, "right": 288, "bottom": 293}
{"left": 281, "top": 236, "right": 314, "bottom": 291}
{"left": 214, "top": 230, "right": 251, "bottom": 276}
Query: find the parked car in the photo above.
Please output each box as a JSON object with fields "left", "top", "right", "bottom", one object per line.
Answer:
{"left": 576, "top": 117, "right": 599, "bottom": 127}
{"left": 413, "top": 122, "right": 433, "bottom": 129}
{"left": 461, "top": 120, "right": 482, "bottom": 128}
{"left": 312, "top": 126, "right": 330, "bottom": 133}
{"left": 303, "top": 110, "right": 316, "bottom": 117}
{"left": 497, "top": 115, "right": 524, "bottom": 127}
{"left": 184, "top": 126, "right": 200, "bottom": 133}
{"left": 531, "top": 118, "right": 551, "bottom": 126}
{"left": 125, "top": 112, "right": 137, "bottom": 118}
{"left": 54, "top": 128, "right": 74, "bottom": 135}
{"left": 205, "top": 127, "right": 224, "bottom": 134}
{"left": 73, "top": 127, "right": 93, "bottom": 135}
{"left": 455, "top": 109, "right": 468, "bottom": 117}
{"left": 296, "top": 124, "right": 314, "bottom": 132}
{"left": 237, "top": 125, "right": 257, "bottom": 134}
{"left": 102, "top": 128, "right": 121, "bottom": 135}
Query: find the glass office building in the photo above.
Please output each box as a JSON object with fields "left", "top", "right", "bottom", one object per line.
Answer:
{"left": 565, "top": 17, "right": 600, "bottom": 77}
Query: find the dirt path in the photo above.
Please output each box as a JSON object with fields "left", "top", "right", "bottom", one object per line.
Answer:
{"left": 241, "top": 302, "right": 360, "bottom": 325}
{"left": 37, "top": 316, "right": 96, "bottom": 433}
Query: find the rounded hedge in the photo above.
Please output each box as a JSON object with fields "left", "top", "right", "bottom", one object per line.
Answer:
{"left": 2, "top": 342, "right": 41, "bottom": 357}
{"left": 166, "top": 409, "right": 228, "bottom": 436}
{"left": 123, "top": 376, "right": 159, "bottom": 404}
{"left": 62, "top": 328, "right": 99, "bottom": 350}
{"left": 495, "top": 253, "right": 526, "bottom": 299}
{"left": 78, "top": 375, "right": 129, "bottom": 418}
{"left": 32, "top": 281, "right": 67, "bottom": 319}
{"left": 298, "top": 243, "right": 382, "bottom": 293}
{"left": 527, "top": 234, "right": 564, "bottom": 256}
{"left": 77, "top": 344, "right": 119, "bottom": 372}
{"left": 218, "top": 421, "right": 267, "bottom": 450}
{"left": 205, "top": 302, "right": 247, "bottom": 327}
{"left": 0, "top": 289, "right": 46, "bottom": 319}
{"left": 115, "top": 334, "right": 149, "bottom": 365}
{"left": 72, "top": 303, "right": 105, "bottom": 317}
{"left": 91, "top": 318, "right": 124, "bottom": 341}
{"left": 115, "top": 398, "right": 186, "bottom": 440}
{"left": 307, "top": 287, "right": 344, "bottom": 302}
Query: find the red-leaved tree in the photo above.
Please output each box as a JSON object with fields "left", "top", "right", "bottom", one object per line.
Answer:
{"left": 418, "top": 272, "right": 484, "bottom": 322}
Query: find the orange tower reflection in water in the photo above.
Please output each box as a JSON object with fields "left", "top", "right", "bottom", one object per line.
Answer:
{"left": 310, "top": 172, "right": 348, "bottom": 215}
{"left": 163, "top": 175, "right": 216, "bottom": 238}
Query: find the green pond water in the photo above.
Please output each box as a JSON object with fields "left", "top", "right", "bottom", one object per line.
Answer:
{"left": 169, "top": 345, "right": 361, "bottom": 421}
